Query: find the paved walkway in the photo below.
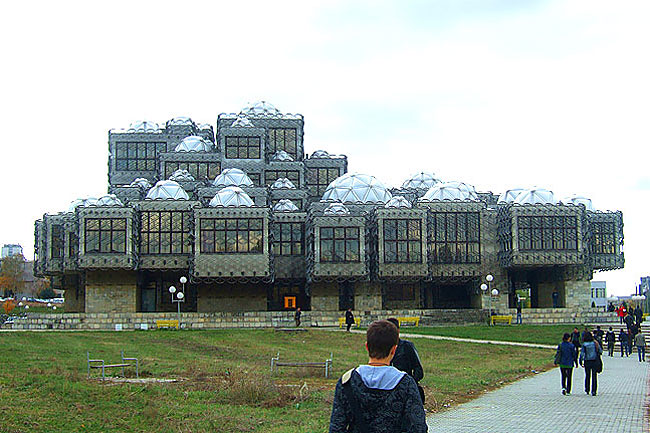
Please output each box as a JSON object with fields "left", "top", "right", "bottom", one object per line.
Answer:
{"left": 427, "top": 354, "right": 649, "bottom": 432}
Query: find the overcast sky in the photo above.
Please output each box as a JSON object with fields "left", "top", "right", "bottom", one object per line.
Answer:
{"left": 1, "top": 0, "right": 648, "bottom": 296}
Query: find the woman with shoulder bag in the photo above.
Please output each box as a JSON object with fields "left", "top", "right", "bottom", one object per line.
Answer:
{"left": 579, "top": 332, "right": 603, "bottom": 396}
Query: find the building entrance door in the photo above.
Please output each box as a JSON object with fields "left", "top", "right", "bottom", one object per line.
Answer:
{"left": 141, "top": 287, "right": 156, "bottom": 312}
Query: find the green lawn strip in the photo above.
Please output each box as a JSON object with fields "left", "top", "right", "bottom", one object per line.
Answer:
{"left": 402, "top": 324, "right": 582, "bottom": 346}
{"left": 0, "top": 330, "right": 552, "bottom": 432}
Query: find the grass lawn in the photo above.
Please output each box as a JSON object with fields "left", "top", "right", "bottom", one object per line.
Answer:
{"left": 0, "top": 329, "right": 554, "bottom": 432}
{"left": 401, "top": 324, "right": 587, "bottom": 346}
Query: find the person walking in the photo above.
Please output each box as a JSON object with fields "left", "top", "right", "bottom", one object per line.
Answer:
{"left": 516, "top": 302, "right": 522, "bottom": 325}
{"left": 328, "top": 320, "right": 427, "bottom": 433}
{"left": 624, "top": 312, "right": 635, "bottom": 333}
{"left": 634, "top": 329, "right": 646, "bottom": 362}
{"left": 345, "top": 308, "right": 355, "bottom": 332}
{"left": 594, "top": 326, "right": 604, "bottom": 347}
{"left": 570, "top": 327, "right": 582, "bottom": 366}
{"left": 294, "top": 307, "right": 301, "bottom": 327}
{"left": 605, "top": 327, "right": 616, "bottom": 357}
{"left": 552, "top": 289, "right": 559, "bottom": 308}
{"left": 635, "top": 305, "right": 644, "bottom": 325}
{"left": 617, "top": 304, "right": 626, "bottom": 324}
{"left": 579, "top": 332, "right": 603, "bottom": 396}
{"left": 619, "top": 328, "right": 629, "bottom": 357}
{"left": 387, "top": 318, "right": 425, "bottom": 404}
{"left": 554, "top": 333, "right": 577, "bottom": 395}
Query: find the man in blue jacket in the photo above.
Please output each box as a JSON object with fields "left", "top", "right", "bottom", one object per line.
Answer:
{"left": 554, "top": 332, "right": 577, "bottom": 395}
{"left": 329, "top": 320, "right": 427, "bottom": 433}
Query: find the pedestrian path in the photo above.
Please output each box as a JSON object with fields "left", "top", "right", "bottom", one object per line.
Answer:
{"left": 427, "top": 355, "right": 649, "bottom": 432}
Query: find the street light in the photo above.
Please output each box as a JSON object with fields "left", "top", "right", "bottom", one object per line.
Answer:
{"left": 168, "top": 276, "right": 187, "bottom": 329}
{"left": 481, "top": 274, "right": 499, "bottom": 325}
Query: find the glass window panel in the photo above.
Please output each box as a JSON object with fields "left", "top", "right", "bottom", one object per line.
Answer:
{"left": 346, "top": 240, "right": 359, "bottom": 261}
{"left": 321, "top": 228, "right": 333, "bottom": 239}
{"left": 214, "top": 231, "right": 225, "bottom": 253}
{"left": 226, "top": 231, "right": 237, "bottom": 252}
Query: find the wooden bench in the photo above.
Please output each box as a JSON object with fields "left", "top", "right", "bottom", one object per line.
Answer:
{"left": 271, "top": 352, "right": 333, "bottom": 378}
{"left": 338, "top": 317, "right": 361, "bottom": 328}
{"left": 397, "top": 317, "right": 420, "bottom": 327}
{"left": 490, "top": 315, "right": 513, "bottom": 325}
{"left": 87, "top": 351, "right": 139, "bottom": 381}
{"left": 156, "top": 319, "right": 179, "bottom": 329}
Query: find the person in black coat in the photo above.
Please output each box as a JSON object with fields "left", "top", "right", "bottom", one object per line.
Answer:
{"left": 605, "top": 327, "right": 616, "bottom": 357}
{"left": 329, "top": 320, "right": 427, "bottom": 433}
{"left": 345, "top": 308, "right": 355, "bottom": 332}
{"left": 635, "top": 306, "right": 644, "bottom": 325}
{"left": 387, "top": 318, "right": 425, "bottom": 403}
{"left": 619, "top": 328, "right": 630, "bottom": 357}
{"left": 570, "top": 327, "right": 581, "bottom": 366}
{"left": 294, "top": 307, "right": 301, "bottom": 327}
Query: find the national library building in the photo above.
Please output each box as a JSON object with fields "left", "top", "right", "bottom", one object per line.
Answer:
{"left": 34, "top": 102, "right": 624, "bottom": 315}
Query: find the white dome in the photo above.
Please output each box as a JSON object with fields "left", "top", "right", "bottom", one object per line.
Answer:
{"left": 321, "top": 173, "right": 392, "bottom": 204}
{"left": 270, "top": 178, "right": 296, "bottom": 189}
{"left": 68, "top": 197, "right": 98, "bottom": 211}
{"left": 199, "top": 123, "right": 212, "bottom": 130}
{"left": 169, "top": 169, "right": 196, "bottom": 182}
{"left": 272, "top": 150, "right": 294, "bottom": 161}
{"left": 240, "top": 101, "right": 280, "bottom": 116}
{"left": 401, "top": 172, "right": 440, "bottom": 190}
{"left": 209, "top": 186, "right": 254, "bottom": 207}
{"left": 421, "top": 183, "right": 474, "bottom": 201}
{"left": 444, "top": 181, "right": 478, "bottom": 200}
{"left": 96, "top": 194, "right": 123, "bottom": 206}
{"left": 231, "top": 116, "right": 254, "bottom": 127}
{"left": 167, "top": 117, "right": 194, "bottom": 126}
{"left": 174, "top": 136, "right": 213, "bottom": 152}
{"left": 324, "top": 203, "right": 350, "bottom": 215}
{"left": 498, "top": 188, "right": 526, "bottom": 203}
{"left": 213, "top": 168, "right": 254, "bottom": 187}
{"left": 127, "top": 121, "right": 160, "bottom": 133}
{"left": 513, "top": 188, "right": 556, "bottom": 205}
{"left": 563, "top": 195, "right": 594, "bottom": 211}
{"left": 129, "top": 178, "right": 152, "bottom": 189}
{"left": 273, "top": 199, "right": 299, "bottom": 212}
{"left": 385, "top": 196, "right": 412, "bottom": 208}
{"left": 310, "top": 150, "right": 331, "bottom": 159}
{"left": 146, "top": 180, "right": 189, "bottom": 200}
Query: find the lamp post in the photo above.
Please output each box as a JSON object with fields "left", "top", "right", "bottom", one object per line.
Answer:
{"left": 169, "top": 276, "right": 187, "bottom": 329}
{"left": 481, "top": 274, "right": 498, "bottom": 325}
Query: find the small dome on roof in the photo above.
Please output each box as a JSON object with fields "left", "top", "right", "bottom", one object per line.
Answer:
{"left": 513, "top": 188, "right": 556, "bottom": 205}
{"left": 563, "top": 195, "right": 594, "bottom": 210}
{"left": 96, "top": 194, "right": 123, "bottom": 206}
{"left": 273, "top": 199, "right": 299, "bottom": 212}
{"left": 421, "top": 182, "right": 475, "bottom": 201}
{"left": 68, "top": 197, "right": 98, "bottom": 212}
{"left": 199, "top": 123, "right": 212, "bottom": 130}
{"left": 231, "top": 116, "right": 254, "bottom": 127}
{"left": 129, "top": 178, "right": 152, "bottom": 189}
{"left": 322, "top": 173, "right": 392, "bottom": 204}
{"left": 167, "top": 117, "right": 194, "bottom": 126}
{"left": 213, "top": 168, "right": 254, "bottom": 187}
{"left": 240, "top": 101, "right": 280, "bottom": 116}
{"left": 127, "top": 121, "right": 160, "bottom": 133}
{"left": 402, "top": 172, "right": 440, "bottom": 190}
{"left": 310, "top": 150, "right": 331, "bottom": 159}
{"left": 385, "top": 196, "right": 412, "bottom": 208}
{"left": 270, "top": 178, "right": 296, "bottom": 190}
{"left": 324, "top": 203, "right": 350, "bottom": 216}
{"left": 174, "top": 136, "right": 213, "bottom": 152}
{"left": 444, "top": 181, "right": 478, "bottom": 200}
{"left": 272, "top": 150, "right": 294, "bottom": 161}
{"left": 146, "top": 180, "right": 189, "bottom": 200}
{"left": 209, "top": 186, "right": 254, "bottom": 207}
{"left": 169, "top": 169, "right": 196, "bottom": 182}
{"left": 498, "top": 188, "right": 526, "bottom": 203}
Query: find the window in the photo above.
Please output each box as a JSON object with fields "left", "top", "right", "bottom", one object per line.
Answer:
{"left": 164, "top": 161, "right": 221, "bottom": 180}
{"left": 319, "top": 227, "right": 360, "bottom": 263}
{"left": 115, "top": 142, "right": 165, "bottom": 172}
{"left": 307, "top": 167, "right": 340, "bottom": 196}
{"left": 592, "top": 221, "right": 616, "bottom": 254}
{"left": 431, "top": 212, "right": 480, "bottom": 263}
{"left": 84, "top": 218, "right": 127, "bottom": 253}
{"left": 248, "top": 173, "right": 261, "bottom": 186}
{"left": 265, "top": 170, "right": 300, "bottom": 187}
{"left": 518, "top": 216, "right": 577, "bottom": 251}
{"left": 272, "top": 222, "right": 304, "bottom": 256}
{"left": 225, "top": 136, "right": 261, "bottom": 159}
{"left": 383, "top": 219, "right": 422, "bottom": 263}
{"left": 140, "top": 211, "right": 192, "bottom": 254}
{"left": 268, "top": 128, "right": 297, "bottom": 158}
{"left": 51, "top": 225, "right": 64, "bottom": 259}
{"left": 200, "top": 218, "right": 263, "bottom": 253}
{"left": 68, "top": 232, "right": 78, "bottom": 258}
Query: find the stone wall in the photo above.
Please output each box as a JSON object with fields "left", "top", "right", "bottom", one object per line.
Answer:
{"left": 197, "top": 284, "right": 267, "bottom": 312}
{"left": 354, "top": 282, "right": 382, "bottom": 310}
{"left": 311, "top": 282, "right": 339, "bottom": 311}
{"left": 564, "top": 280, "right": 591, "bottom": 310}
{"left": 85, "top": 271, "right": 137, "bottom": 313}
{"left": 64, "top": 286, "right": 85, "bottom": 313}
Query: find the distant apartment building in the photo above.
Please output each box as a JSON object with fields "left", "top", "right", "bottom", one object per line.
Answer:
{"left": 590, "top": 280, "right": 607, "bottom": 308}
{"left": 1, "top": 244, "right": 23, "bottom": 259}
